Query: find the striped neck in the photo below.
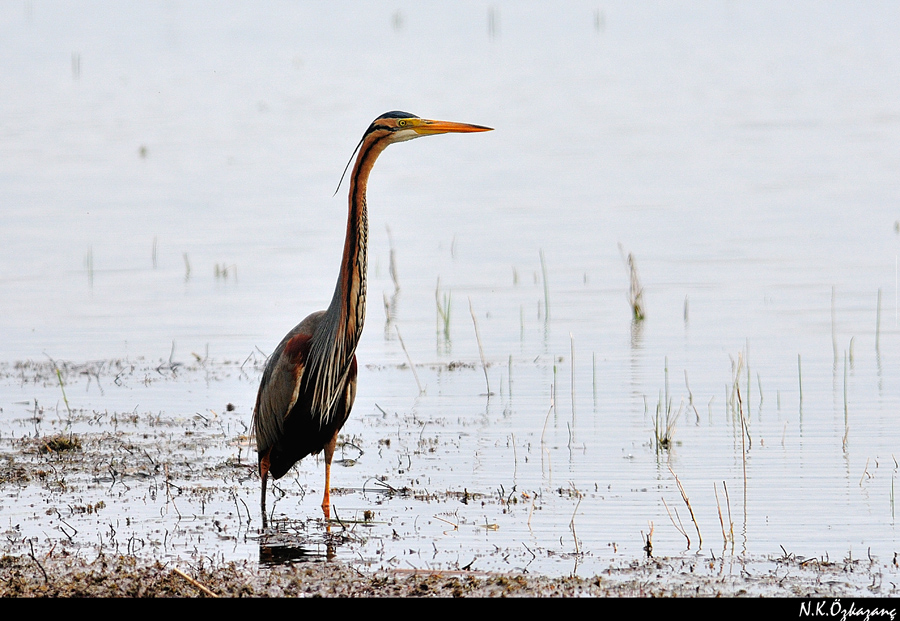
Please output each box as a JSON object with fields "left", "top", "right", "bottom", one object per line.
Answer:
{"left": 306, "top": 132, "right": 391, "bottom": 422}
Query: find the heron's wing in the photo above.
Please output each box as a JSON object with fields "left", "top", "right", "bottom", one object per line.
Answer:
{"left": 252, "top": 312, "right": 324, "bottom": 457}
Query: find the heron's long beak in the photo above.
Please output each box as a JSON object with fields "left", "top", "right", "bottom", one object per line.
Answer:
{"left": 412, "top": 119, "right": 493, "bottom": 135}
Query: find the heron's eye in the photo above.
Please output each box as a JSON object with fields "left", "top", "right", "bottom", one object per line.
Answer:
{"left": 398, "top": 120, "right": 408, "bottom": 127}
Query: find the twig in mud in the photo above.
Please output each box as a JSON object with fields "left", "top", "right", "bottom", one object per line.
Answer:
{"left": 642, "top": 521, "right": 654, "bottom": 558}
{"left": 433, "top": 515, "right": 459, "bottom": 531}
{"left": 468, "top": 298, "right": 492, "bottom": 396}
{"left": 173, "top": 567, "right": 218, "bottom": 598}
{"left": 238, "top": 494, "right": 251, "bottom": 526}
{"left": 28, "top": 541, "right": 48, "bottom": 584}
{"left": 395, "top": 326, "right": 424, "bottom": 395}
{"left": 164, "top": 463, "right": 182, "bottom": 519}
{"left": 365, "top": 477, "right": 398, "bottom": 494}
{"left": 57, "top": 515, "right": 77, "bottom": 540}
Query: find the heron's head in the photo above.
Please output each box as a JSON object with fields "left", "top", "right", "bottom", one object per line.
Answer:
{"left": 334, "top": 112, "right": 492, "bottom": 195}
{"left": 366, "top": 111, "right": 493, "bottom": 144}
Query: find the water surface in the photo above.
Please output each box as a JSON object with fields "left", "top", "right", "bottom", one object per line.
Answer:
{"left": 1, "top": 1, "right": 899, "bottom": 577}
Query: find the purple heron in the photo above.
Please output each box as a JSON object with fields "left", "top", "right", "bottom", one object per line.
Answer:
{"left": 252, "top": 111, "right": 492, "bottom": 524}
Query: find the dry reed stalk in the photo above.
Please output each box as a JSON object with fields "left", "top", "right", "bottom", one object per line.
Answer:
{"left": 570, "top": 333, "right": 576, "bottom": 423}
{"left": 843, "top": 351, "right": 849, "bottom": 451}
{"left": 731, "top": 352, "right": 749, "bottom": 513}
{"left": 669, "top": 465, "right": 702, "bottom": 548}
{"left": 395, "top": 326, "right": 423, "bottom": 394}
{"left": 684, "top": 369, "right": 700, "bottom": 422}
{"left": 661, "top": 497, "right": 690, "bottom": 548}
{"left": 468, "top": 298, "right": 492, "bottom": 395}
{"left": 569, "top": 487, "right": 583, "bottom": 555}
{"left": 540, "top": 397, "right": 554, "bottom": 479}
{"left": 714, "top": 481, "right": 734, "bottom": 549}
{"left": 757, "top": 372, "right": 764, "bottom": 408}
{"left": 627, "top": 256, "right": 644, "bottom": 320}
{"left": 173, "top": 568, "right": 218, "bottom": 598}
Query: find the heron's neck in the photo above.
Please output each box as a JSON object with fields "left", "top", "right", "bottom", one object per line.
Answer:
{"left": 325, "top": 138, "right": 388, "bottom": 349}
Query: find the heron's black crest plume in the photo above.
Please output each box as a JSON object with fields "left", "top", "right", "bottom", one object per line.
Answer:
{"left": 334, "top": 134, "right": 365, "bottom": 197}
{"left": 333, "top": 111, "right": 421, "bottom": 196}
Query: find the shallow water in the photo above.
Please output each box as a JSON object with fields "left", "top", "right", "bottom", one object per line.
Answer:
{"left": 1, "top": 1, "right": 900, "bottom": 577}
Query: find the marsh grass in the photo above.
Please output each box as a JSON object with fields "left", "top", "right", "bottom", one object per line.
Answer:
{"left": 214, "top": 264, "right": 237, "bottom": 280}
{"left": 653, "top": 359, "right": 680, "bottom": 453}
{"left": 84, "top": 246, "right": 94, "bottom": 287}
{"left": 435, "top": 278, "right": 451, "bottom": 344}
{"left": 39, "top": 434, "right": 82, "bottom": 454}
{"left": 468, "top": 298, "right": 492, "bottom": 396}
{"left": 618, "top": 244, "right": 645, "bottom": 321}
{"left": 539, "top": 250, "right": 550, "bottom": 322}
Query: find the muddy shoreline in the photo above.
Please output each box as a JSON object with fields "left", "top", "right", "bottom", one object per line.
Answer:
{"left": 1, "top": 550, "right": 896, "bottom": 597}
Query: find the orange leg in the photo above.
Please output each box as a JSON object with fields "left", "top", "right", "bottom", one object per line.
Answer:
{"left": 321, "top": 430, "right": 339, "bottom": 520}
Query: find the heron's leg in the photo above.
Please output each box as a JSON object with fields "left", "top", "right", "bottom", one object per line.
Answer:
{"left": 321, "top": 429, "right": 339, "bottom": 520}
{"left": 260, "top": 451, "right": 271, "bottom": 529}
